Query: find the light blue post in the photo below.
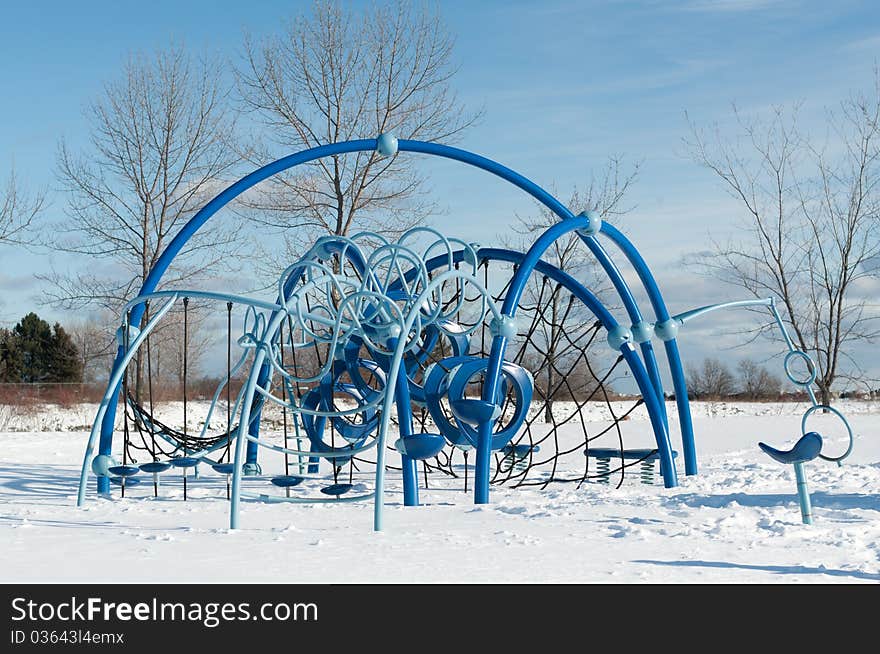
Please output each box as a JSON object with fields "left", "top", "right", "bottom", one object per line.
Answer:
{"left": 230, "top": 345, "right": 270, "bottom": 529}
{"left": 77, "top": 297, "right": 178, "bottom": 506}
{"left": 793, "top": 462, "right": 812, "bottom": 525}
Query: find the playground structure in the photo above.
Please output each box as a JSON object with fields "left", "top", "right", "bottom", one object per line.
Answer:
{"left": 76, "top": 135, "right": 854, "bottom": 530}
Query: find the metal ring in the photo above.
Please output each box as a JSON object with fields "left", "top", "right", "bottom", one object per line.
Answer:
{"left": 801, "top": 404, "right": 853, "bottom": 463}
{"left": 783, "top": 350, "right": 817, "bottom": 387}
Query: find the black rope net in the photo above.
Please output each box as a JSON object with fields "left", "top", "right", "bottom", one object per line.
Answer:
{"left": 122, "top": 393, "right": 238, "bottom": 461}
{"left": 275, "top": 256, "right": 656, "bottom": 491}
{"left": 119, "top": 300, "right": 245, "bottom": 468}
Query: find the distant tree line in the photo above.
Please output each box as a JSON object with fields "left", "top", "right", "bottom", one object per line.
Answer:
{"left": 0, "top": 313, "right": 82, "bottom": 383}
{"left": 685, "top": 357, "right": 783, "bottom": 400}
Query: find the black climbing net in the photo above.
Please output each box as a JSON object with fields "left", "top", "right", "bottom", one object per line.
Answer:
{"left": 119, "top": 300, "right": 242, "bottom": 470}
{"left": 276, "top": 255, "right": 656, "bottom": 491}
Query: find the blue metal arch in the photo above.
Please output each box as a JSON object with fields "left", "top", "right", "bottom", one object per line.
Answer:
{"left": 475, "top": 247, "right": 677, "bottom": 488}
{"left": 94, "top": 137, "right": 690, "bottom": 497}
{"left": 598, "top": 223, "right": 697, "bottom": 475}
{"left": 470, "top": 218, "right": 677, "bottom": 501}
{"left": 390, "top": 244, "right": 679, "bottom": 496}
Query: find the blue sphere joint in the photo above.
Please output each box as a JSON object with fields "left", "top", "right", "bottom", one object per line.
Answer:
{"left": 490, "top": 315, "right": 518, "bottom": 339}
{"left": 463, "top": 243, "right": 481, "bottom": 268}
{"left": 606, "top": 325, "right": 633, "bottom": 350}
{"left": 115, "top": 324, "right": 140, "bottom": 348}
{"left": 654, "top": 319, "right": 680, "bottom": 342}
{"left": 312, "top": 239, "right": 336, "bottom": 261}
{"left": 631, "top": 321, "right": 654, "bottom": 344}
{"left": 376, "top": 133, "right": 399, "bottom": 156}
{"left": 91, "top": 454, "right": 119, "bottom": 477}
{"left": 575, "top": 210, "right": 602, "bottom": 237}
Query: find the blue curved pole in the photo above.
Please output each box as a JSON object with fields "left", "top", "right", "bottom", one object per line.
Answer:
{"left": 480, "top": 248, "right": 677, "bottom": 487}
{"left": 389, "top": 338, "right": 419, "bottom": 506}
{"left": 410, "top": 245, "right": 678, "bottom": 489}
{"left": 600, "top": 222, "right": 697, "bottom": 476}
{"left": 398, "top": 140, "right": 668, "bottom": 424}
{"left": 473, "top": 218, "right": 676, "bottom": 502}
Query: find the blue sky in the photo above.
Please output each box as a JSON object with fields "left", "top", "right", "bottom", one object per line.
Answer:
{"left": 0, "top": 0, "right": 878, "bottom": 381}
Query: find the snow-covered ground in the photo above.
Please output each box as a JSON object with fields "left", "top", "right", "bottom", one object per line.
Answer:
{"left": 0, "top": 401, "right": 877, "bottom": 583}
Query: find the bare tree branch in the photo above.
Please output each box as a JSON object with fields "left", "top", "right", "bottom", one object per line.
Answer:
{"left": 44, "top": 44, "right": 243, "bottom": 394}
{"left": 684, "top": 70, "right": 880, "bottom": 403}
{"left": 0, "top": 169, "right": 46, "bottom": 247}
{"left": 235, "top": 0, "right": 480, "bottom": 271}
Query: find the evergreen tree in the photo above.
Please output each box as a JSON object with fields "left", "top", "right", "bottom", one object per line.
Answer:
{"left": 0, "top": 313, "right": 83, "bottom": 383}
{"left": 12, "top": 313, "right": 52, "bottom": 382}
{"left": 48, "top": 323, "right": 83, "bottom": 383}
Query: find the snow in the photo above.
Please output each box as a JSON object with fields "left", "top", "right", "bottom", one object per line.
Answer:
{"left": 0, "top": 401, "right": 877, "bottom": 583}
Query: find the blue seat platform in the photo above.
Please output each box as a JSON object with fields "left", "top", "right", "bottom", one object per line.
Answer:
{"left": 211, "top": 462, "right": 236, "bottom": 475}
{"left": 108, "top": 465, "right": 141, "bottom": 477}
{"left": 110, "top": 476, "right": 141, "bottom": 486}
{"left": 585, "top": 448, "right": 678, "bottom": 485}
{"left": 759, "top": 432, "right": 822, "bottom": 465}
{"left": 270, "top": 475, "right": 305, "bottom": 488}
{"left": 584, "top": 448, "right": 677, "bottom": 461}
{"left": 320, "top": 483, "right": 353, "bottom": 496}
{"left": 758, "top": 431, "right": 824, "bottom": 525}
{"left": 139, "top": 461, "right": 172, "bottom": 474}
{"left": 395, "top": 432, "right": 446, "bottom": 460}
{"left": 170, "top": 456, "right": 201, "bottom": 468}
{"left": 450, "top": 399, "right": 501, "bottom": 426}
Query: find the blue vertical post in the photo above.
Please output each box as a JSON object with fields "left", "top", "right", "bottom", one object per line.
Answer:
{"left": 96, "top": 345, "right": 125, "bottom": 495}
{"left": 392, "top": 342, "right": 419, "bottom": 506}
{"left": 245, "top": 366, "right": 271, "bottom": 469}
{"left": 793, "top": 462, "right": 812, "bottom": 525}
{"left": 475, "top": 337, "right": 508, "bottom": 504}
{"left": 639, "top": 340, "right": 668, "bottom": 430}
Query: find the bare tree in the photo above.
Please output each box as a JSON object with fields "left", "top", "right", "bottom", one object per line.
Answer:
{"left": 0, "top": 169, "right": 45, "bottom": 246}
{"left": 685, "top": 71, "right": 880, "bottom": 404}
{"left": 236, "top": 0, "right": 477, "bottom": 264}
{"left": 737, "top": 358, "right": 782, "bottom": 400}
{"left": 686, "top": 357, "right": 736, "bottom": 399}
{"left": 68, "top": 315, "right": 117, "bottom": 383}
{"left": 507, "top": 158, "right": 640, "bottom": 420}
{"left": 44, "top": 44, "right": 241, "bottom": 395}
